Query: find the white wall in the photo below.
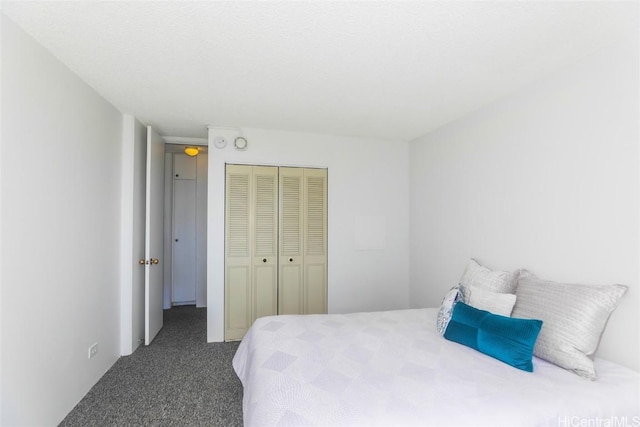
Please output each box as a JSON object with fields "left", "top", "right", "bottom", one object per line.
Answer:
{"left": 196, "top": 153, "right": 208, "bottom": 307}
{"left": 409, "top": 36, "right": 639, "bottom": 371}
{"left": 120, "top": 115, "right": 147, "bottom": 355}
{"left": 208, "top": 127, "right": 411, "bottom": 341}
{"left": 1, "top": 15, "right": 123, "bottom": 425}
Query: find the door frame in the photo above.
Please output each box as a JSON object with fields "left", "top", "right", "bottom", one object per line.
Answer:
{"left": 162, "top": 146, "right": 209, "bottom": 308}
{"left": 120, "top": 128, "right": 209, "bottom": 355}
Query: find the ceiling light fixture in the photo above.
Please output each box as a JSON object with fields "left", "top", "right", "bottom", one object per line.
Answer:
{"left": 184, "top": 146, "right": 199, "bottom": 157}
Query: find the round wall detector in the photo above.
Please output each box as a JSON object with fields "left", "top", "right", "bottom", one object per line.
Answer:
{"left": 213, "top": 136, "right": 227, "bottom": 149}
{"left": 234, "top": 137, "right": 248, "bottom": 151}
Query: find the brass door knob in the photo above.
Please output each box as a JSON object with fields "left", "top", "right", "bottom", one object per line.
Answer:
{"left": 151, "top": 258, "right": 159, "bottom": 265}
{"left": 139, "top": 259, "right": 146, "bottom": 265}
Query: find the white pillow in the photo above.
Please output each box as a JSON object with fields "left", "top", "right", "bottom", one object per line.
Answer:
{"left": 461, "top": 283, "right": 516, "bottom": 316}
{"left": 459, "top": 258, "right": 519, "bottom": 294}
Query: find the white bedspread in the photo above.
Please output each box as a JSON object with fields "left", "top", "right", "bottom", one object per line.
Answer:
{"left": 233, "top": 308, "right": 640, "bottom": 426}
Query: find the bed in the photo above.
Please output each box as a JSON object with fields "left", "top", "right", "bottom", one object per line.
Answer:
{"left": 233, "top": 308, "right": 639, "bottom": 426}
{"left": 233, "top": 259, "right": 640, "bottom": 427}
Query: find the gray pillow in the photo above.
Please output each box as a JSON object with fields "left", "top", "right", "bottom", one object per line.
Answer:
{"left": 511, "top": 270, "right": 627, "bottom": 380}
{"left": 459, "top": 258, "right": 519, "bottom": 295}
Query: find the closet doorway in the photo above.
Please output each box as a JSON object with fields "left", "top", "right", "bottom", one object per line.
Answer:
{"left": 163, "top": 145, "right": 208, "bottom": 310}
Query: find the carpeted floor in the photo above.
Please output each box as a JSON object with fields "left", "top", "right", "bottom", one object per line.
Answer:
{"left": 59, "top": 306, "right": 243, "bottom": 426}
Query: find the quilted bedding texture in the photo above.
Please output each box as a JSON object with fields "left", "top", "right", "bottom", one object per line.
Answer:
{"left": 233, "top": 308, "right": 639, "bottom": 427}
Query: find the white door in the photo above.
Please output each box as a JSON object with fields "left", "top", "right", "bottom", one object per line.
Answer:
{"left": 172, "top": 154, "right": 197, "bottom": 304}
{"left": 172, "top": 177, "right": 197, "bottom": 303}
{"left": 145, "top": 126, "right": 165, "bottom": 345}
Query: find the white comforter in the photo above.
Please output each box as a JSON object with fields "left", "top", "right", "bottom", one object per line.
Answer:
{"left": 233, "top": 308, "right": 639, "bottom": 426}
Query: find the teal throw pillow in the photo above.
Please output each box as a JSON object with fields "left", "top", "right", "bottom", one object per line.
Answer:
{"left": 444, "top": 302, "right": 543, "bottom": 372}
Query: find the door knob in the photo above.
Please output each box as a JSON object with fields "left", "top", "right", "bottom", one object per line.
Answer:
{"left": 151, "top": 258, "right": 159, "bottom": 265}
{"left": 139, "top": 259, "right": 146, "bottom": 265}
{"left": 262, "top": 258, "right": 267, "bottom": 263}
{"left": 289, "top": 258, "right": 293, "bottom": 262}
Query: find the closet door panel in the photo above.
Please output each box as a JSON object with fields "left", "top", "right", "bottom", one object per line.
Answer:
{"left": 225, "top": 266, "right": 251, "bottom": 340}
{"left": 252, "top": 166, "right": 278, "bottom": 320}
{"left": 279, "top": 265, "right": 302, "bottom": 314}
{"left": 305, "top": 263, "right": 327, "bottom": 314}
{"left": 303, "top": 168, "right": 328, "bottom": 314}
{"left": 279, "top": 168, "right": 304, "bottom": 314}
{"left": 225, "top": 165, "right": 252, "bottom": 340}
{"left": 253, "top": 264, "right": 277, "bottom": 319}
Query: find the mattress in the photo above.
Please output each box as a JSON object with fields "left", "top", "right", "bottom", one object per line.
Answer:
{"left": 233, "top": 308, "right": 640, "bottom": 426}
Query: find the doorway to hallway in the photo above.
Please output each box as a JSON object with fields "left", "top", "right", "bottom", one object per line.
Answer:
{"left": 163, "top": 145, "right": 208, "bottom": 317}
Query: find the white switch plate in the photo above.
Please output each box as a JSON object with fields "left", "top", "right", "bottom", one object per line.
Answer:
{"left": 88, "top": 343, "right": 98, "bottom": 359}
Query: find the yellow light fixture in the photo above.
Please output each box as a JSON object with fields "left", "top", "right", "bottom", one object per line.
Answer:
{"left": 184, "top": 146, "right": 199, "bottom": 157}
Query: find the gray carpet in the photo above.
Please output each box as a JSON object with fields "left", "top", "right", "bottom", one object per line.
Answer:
{"left": 59, "top": 306, "right": 243, "bottom": 426}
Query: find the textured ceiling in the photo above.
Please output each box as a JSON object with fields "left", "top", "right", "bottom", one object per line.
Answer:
{"left": 2, "top": 1, "right": 637, "bottom": 141}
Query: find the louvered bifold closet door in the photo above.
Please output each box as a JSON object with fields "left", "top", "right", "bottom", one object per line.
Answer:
{"left": 225, "top": 165, "right": 252, "bottom": 340}
{"left": 225, "top": 165, "right": 326, "bottom": 340}
{"left": 252, "top": 166, "right": 279, "bottom": 321}
{"left": 278, "top": 168, "right": 304, "bottom": 314}
{"left": 304, "top": 168, "right": 328, "bottom": 314}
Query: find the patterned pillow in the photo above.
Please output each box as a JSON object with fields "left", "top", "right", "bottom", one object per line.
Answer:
{"left": 436, "top": 287, "right": 462, "bottom": 335}
{"left": 459, "top": 258, "right": 519, "bottom": 295}
{"left": 511, "top": 270, "right": 628, "bottom": 380}
{"left": 461, "top": 283, "right": 517, "bottom": 316}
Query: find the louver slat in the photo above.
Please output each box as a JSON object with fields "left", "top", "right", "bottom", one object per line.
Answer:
{"left": 255, "top": 175, "right": 276, "bottom": 256}
{"left": 227, "top": 174, "right": 249, "bottom": 257}
{"left": 306, "top": 176, "right": 325, "bottom": 256}
{"left": 281, "top": 176, "right": 301, "bottom": 255}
